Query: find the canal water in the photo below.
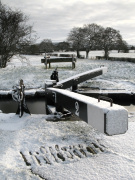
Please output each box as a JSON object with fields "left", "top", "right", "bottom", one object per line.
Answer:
{"left": 0, "top": 97, "right": 135, "bottom": 114}
{"left": 0, "top": 97, "right": 46, "bottom": 114}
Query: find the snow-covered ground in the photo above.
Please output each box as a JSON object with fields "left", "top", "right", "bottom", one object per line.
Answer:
{"left": 0, "top": 51, "right": 135, "bottom": 179}
{"left": 0, "top": 51, "right": 135, "bottom": 92}
{"left": 0, "top": 112, "right": 135, "bottom": 180}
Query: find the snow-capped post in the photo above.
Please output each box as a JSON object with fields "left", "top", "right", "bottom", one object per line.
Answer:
{"left": 72, "top": 54, "right": 75, "bottom": 69}
{"left": 12, "top": 79, "right": 30, "bottom": 118}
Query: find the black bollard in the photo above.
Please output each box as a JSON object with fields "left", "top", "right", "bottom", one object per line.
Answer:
{"left": 50, "top": 68, "right": 59, "bottom": 82}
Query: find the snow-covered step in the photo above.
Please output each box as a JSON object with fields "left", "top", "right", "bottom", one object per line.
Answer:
{"left": 20, "top": 143, "right": 104, "bottom": 167}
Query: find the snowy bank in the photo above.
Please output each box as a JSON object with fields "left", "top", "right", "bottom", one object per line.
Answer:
{"left": 0, "top": 113, "right": 135, "bottom": 179}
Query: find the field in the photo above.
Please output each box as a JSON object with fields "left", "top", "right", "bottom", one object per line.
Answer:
{"left": 0, "top": 50, "right": 135, "bottom": 92}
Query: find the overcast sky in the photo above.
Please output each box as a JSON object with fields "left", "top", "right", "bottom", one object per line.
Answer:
{"left": 2, "top": 0, "right": 135, "bottom": 45}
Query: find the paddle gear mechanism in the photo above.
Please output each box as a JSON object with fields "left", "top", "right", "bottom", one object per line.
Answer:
{"left": 12, "top": 79, "right": 30, "bottom": 117}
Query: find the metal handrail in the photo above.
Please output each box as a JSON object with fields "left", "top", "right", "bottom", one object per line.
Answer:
{"left": 98, "top": 96, "right": 113, "bottom": 107}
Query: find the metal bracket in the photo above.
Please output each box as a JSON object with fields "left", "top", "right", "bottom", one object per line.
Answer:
{"left": 98, "top": 96, "right": 113, "bottom": 107}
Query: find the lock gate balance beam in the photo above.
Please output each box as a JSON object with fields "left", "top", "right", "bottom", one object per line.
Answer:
{"left": 46, "top": 88, "right": 128, "bottom": 136}
{"left": 54, "top": 67, "right": 107, "bottom": 90}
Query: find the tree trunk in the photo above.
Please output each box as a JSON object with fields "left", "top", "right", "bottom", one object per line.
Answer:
{"left": 3, "top": 60, "right": 7, "bottom": 68}
{"left": 104, "top": 49, "right": 109, "bottom": 60}
{"left": 77, "top": 50, "right": 80, "bottom": 58}
{"left": 0, "top": 57, "right": 7, "bottom": 68}
{"left": 86, "top": 50, "right": 89, "bottom": 59}
{"left": 0, "top": 59, "right": 4, "bottom": 68}
{"left": 0, "top": 59, "right": 2, "bottom": 68}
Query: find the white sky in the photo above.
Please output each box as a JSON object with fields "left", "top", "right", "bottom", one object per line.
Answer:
{"left": 2, "top": 0, "right": 135, "bottom": 45}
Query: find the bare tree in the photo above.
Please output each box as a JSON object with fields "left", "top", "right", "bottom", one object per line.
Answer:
{"left": 117, "top": 39, "right": 129, "bottom": 53}
{"left": 100, "top": 27, "right": 122, "bottom": 59}
{"left": 67, "top": 27, "right": 85, "bottom": 58}
{"left": 26, "top": 44, "right": 40, "bottom": 55}
{"left": 39, "top": 39, "right": 54, "bottom": 53}
{"left": 0, "top": 1, "right": 36, "bottom": 68}
{"left": 55, "top": 41, "right": 70, "bottom": 52}
{"left": 83, "top": 23, "right": 104, "bottom": 58}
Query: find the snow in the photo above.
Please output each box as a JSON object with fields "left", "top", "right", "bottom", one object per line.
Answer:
{"left": 0, "top": 113, "right": 135, "bottom": 179}
{"left": 0, "top": 51, "right": 135, "bottom": 92}
{"left": 106, "top": 108, "right": 128, "bottom": 135}
{"left": 0, "top": 51, "right": 135, "bottom": 179}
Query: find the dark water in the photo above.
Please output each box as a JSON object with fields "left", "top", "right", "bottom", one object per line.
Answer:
{"left": 114, "top": 101, "right": 135, "bottom": 112}
{"left": 0, "top": 97, "right": 46, "bottom": 114}
{"left": 0, "top": 97, "right": 135, "bottom": 114}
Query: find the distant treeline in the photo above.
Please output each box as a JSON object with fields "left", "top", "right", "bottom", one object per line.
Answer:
{"left": 24, "top": 23, "right": 135, "bottom": 60}
{"left": 24, "top": 41, "right": 135, "bottom": 56}
{"left": 1, "top": 0, "right": 135, "bottom": 68}
{"left": 96, "top": 56, "right": 135, "bottom": 63}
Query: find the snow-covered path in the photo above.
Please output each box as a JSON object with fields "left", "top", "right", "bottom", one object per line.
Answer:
{"left": 0, "top": 113, "right": 135, "bottom": 179}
